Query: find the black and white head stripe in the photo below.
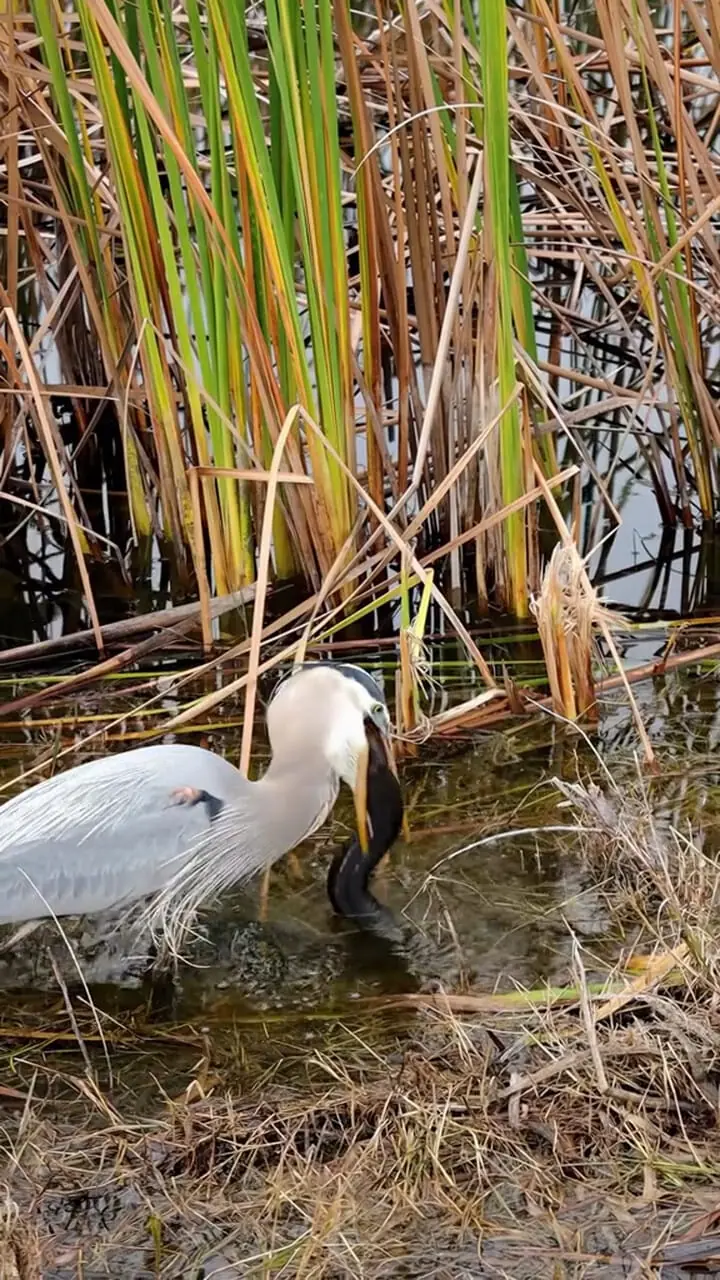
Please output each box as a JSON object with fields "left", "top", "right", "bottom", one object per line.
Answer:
{"left": 269, "top": 661, "right": 386, "bottom": 708}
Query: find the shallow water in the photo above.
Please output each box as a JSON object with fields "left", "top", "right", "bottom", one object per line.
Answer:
{"left": 2, "top": 625, "right": 720, "bottom": 1035}
{"left": 3, "top": 624, "right": 720, "bottom": 1277}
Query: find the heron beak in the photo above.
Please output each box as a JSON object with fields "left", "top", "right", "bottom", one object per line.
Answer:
{"left": 353, "top": 739, "right": 370, "bottom": 855}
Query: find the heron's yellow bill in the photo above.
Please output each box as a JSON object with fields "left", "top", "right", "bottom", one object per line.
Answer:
{"left": 353, "top": 740, "right": 370, "bottom": 855}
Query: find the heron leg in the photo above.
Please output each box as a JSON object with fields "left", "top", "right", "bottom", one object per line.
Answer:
{"left": 258, "top": 864, "right": 271, "bottom": 919}
{"left": 140, "top": 944, "right": 180, "bottom": 1018}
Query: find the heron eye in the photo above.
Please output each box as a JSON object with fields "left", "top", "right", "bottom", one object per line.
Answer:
{"left": 371, "top": 701, "right": 385, "bottom": 717}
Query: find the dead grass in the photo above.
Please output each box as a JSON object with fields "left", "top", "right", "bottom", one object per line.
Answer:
{"left": 2, "top": 775, "right": 720, "bottom": 1276}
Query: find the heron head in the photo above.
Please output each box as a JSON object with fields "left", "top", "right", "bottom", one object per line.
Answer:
{"left": 267, "top": 662, "right": 395, "bottom": 852}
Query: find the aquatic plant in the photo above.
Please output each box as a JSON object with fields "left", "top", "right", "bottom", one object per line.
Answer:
{"left": 1, "top": 0, "right": 718, "bottom": 733}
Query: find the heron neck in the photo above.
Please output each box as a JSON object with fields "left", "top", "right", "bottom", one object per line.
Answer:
{"left": 258, "top": 745, "right": 335, "bottom": 793}
{"left": 234, "top": 750, "right": 339, "bottom": 863}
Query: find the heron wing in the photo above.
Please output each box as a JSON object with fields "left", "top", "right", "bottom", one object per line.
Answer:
{"left": 137, "top": 767, "right": 340, "bottom": 950}
{"left": 0, "top": 744, "right": 243, "bottom": 925}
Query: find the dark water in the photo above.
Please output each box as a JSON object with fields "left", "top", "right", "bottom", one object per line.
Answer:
{"left": 2, "top": 474, "right": 720, "bottom": 1101}
{"left": 1, "top": 623, "right": 719, "bottom": 1039}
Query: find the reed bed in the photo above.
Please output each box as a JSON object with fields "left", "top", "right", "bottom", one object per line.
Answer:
{"left": 2, "top": 769, "right": 720, "bottom": 1276}
{"left": 0, "top": 0, "right": 718, "bottom": 661}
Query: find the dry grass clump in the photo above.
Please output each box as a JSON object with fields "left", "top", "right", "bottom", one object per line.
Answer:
{"left": 4, "top": 778, "right": 720, "bottom": 1275}
{"left": 555, "top": 773, "right": 720, "bottom": 981}
{"left": 5, "top": 973, "right": 720, "bottom": 1276}
{"left": 0, "top": 1191, "right": 41, "bottom": 1280}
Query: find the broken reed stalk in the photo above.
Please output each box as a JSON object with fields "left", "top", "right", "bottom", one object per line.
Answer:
{"left": 534, "top": 459, "right": 657, "bottom": 767}
{"left": 0, "top": 589, "right": 256, "bottom": 668}
{"left": 396, "top": 552, "right": 419, "bottom": 756}
{"left": 531, "top": 541, "right": 602, "bottom": 722}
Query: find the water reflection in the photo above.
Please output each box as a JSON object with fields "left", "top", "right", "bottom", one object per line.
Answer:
{"left": 5, "top": 514, "right": 720, "bottom": 658}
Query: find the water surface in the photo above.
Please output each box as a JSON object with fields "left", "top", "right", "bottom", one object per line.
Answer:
{"left": 1, "top": 628, "right": 719, "bottom": 1036}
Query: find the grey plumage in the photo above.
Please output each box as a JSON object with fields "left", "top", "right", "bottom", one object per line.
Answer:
{"left": 0, "top": 663, "right": 390, "bottom": 951}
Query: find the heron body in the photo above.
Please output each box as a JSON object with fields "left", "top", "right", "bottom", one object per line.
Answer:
{"left": 0, "top": 742, "right": 334, "bottom": 926}
{"left": 0, "top": 663, "right": 399, "bottom": 946}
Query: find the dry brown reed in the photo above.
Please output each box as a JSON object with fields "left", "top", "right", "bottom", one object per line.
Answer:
{"left": 532, "top": 542, "right": 629, "bottom": 723}
{"left": 0, "top": 0, "right": 717, "bottom": 639}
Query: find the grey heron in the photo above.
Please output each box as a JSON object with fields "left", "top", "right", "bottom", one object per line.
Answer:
{"left": 0, "top": 662, "right": 403, "bottom": 952}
